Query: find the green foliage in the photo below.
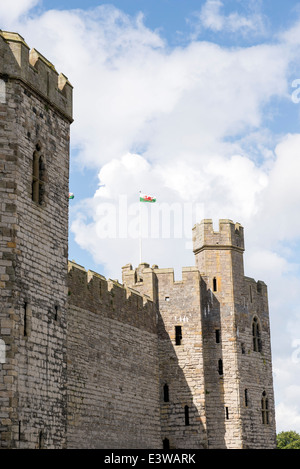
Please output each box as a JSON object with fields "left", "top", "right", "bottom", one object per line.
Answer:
{"left": 277, "top": 431, "right": 300, "bottom": 449}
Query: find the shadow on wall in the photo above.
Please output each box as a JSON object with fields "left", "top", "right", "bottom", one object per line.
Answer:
{"left": 200, "top": 277, "right": 226, "bottom": 449}
{"left": 156, "top": 278, "right": 225, "bottom": 450}
{"left": 66, "top": 262, "right": 229, "bottom": 449}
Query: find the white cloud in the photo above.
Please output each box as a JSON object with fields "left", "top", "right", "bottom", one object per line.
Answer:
{"left": 0, "top": 0, "right": 40, "bottom": 25}
{"left": 190, "top": 0, "right": 267, "bottom": 38}
{"left": 200, "top": 0, "right": 225, "bottom": 32}
{"left": 11, "top": 5, "right": 288, "bottom": 173}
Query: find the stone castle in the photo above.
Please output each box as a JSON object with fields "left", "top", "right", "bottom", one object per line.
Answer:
{"left": 0, "top": 31, "right": 276, "bottom": 449}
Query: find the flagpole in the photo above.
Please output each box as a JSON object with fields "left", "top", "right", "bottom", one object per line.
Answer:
{"left": 139, "top": 191, "right": 142, "bottom": 265}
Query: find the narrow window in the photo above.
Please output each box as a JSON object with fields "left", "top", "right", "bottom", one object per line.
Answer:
{"left": 18, "top": 421, "right": 21, "bottom": 441}
{"left": 54, "top": 305, "right": 59, "bottom": 321}
{"left": 163, "top": 438, "right": 170, "bottom": 449}
{"left": 213, "top": 277, "right": 217, "bottom": 292}
{"left": 241, "top": 343, "right": 245, "bottom": 354}
{"left": 225, "top": 407, "right": 229, "bottom": 419}
{"left": 24, "top": 302, "right": 28, "bottom": 337}
{"left": 252, "top": 317, "right": 262, "bottom": 352}
{"left": 175, "top": 326, "right": 182, "bottom": 346}
{"left": 184, "top": 405, "right": 190, "bottom": 426}
{"left": 215, "top": 329, "right": 220, "bottom": 343}
{"left": 261, "top": 391, "right": 269, "bottom": 425}
{"left": 38, "top": 431, "right": 44, "bottom": 449}
{"left": 249, "top": 285, "right": 253, "bottom": 303}
{"left": 245, "top": 389, "right": 248, "bottom": 407}
{"left": 32, "top": 144, "right": 45, "bottom": 205}
{"left": 163, "top": 384, "right": 169, "bottom": 402}
{"left": 218, "top": 358, "right": 223, "bottom": 375}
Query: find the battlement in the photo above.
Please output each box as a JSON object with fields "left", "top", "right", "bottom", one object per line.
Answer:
{"left": 0, "top": 31, "right": 72, "bottom": 121}
{"left": 67, "top": 261, "right": 156, "bottom": 333}
{"left": 192, "top": 219, "right": 244, "bottom": 254}
{"left": 123, "top": 263, "right": 200, "bottom": 284}
{"left": 122, "top": 263, "right": 201, "bottom": 304}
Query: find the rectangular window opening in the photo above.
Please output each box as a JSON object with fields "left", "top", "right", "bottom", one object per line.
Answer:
{"left": 245, "top": 389, "right": 248, "bottom": 407}
{"left": 175, "top": 326, "right": 182, "bottom": 346}
{"left": 184, "top": 405, "right": 190, "bottom": 426}
{"left": 24, "top": 302, "right": 28, "bottom": 337}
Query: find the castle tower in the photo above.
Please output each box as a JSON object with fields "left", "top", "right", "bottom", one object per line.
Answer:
{"left": 123, "top": 263, "right": 209, "bottom": 449}
{"left": 0, "top": 32, "right": 72, "bottom": 448}
{"left": 192, "top": 219, "right": 276, "bottom": 448}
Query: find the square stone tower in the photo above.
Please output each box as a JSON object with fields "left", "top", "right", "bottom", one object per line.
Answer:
{"left": 192, "top": 219, "right": 276, "bottom": 448}
{"left": 123, "top": 219, "right": 276, "bottom": 449}
{"left": 0, "top": 31, "right": 73, "bottom": 448}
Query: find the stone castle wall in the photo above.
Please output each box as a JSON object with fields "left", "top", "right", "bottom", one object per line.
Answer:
{"left": 0, "top": 31, "right": 72, "bottom": 448}
{"left": 123, "top": 265, "right": 208, "bottom": 449}
{"left": 66, "top": 262, "right": 161, "bottom": 449}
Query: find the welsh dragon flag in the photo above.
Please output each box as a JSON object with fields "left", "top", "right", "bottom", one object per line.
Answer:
{"left": 140, "top": 193, "right": 156, "bottom": 203}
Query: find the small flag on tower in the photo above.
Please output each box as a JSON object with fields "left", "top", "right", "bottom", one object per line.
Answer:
{"left": 139, "top": 193, "right": 156, "bottom": 203}
{"left": 69, "top": 193, "right": 74, "bottom": 199}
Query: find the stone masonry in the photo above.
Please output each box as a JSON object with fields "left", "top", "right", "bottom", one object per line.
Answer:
{"left": 0, "top": 32, "right": 276, "bottom": 449}
{"left": 0, "top": 31, "right": 72, "bottom": 448}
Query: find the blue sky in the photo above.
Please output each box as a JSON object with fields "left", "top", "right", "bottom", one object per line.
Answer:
{"left": 2, "top": 0, "right": 300, "bottom": 436}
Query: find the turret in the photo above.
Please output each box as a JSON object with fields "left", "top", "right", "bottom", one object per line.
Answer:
{"left": 0, "top": 31, "right": 73, "bottom": 121}
{"left": 0, "top": 31, "right": 72, "bottom": 448}
{"left": 192, "top": 219, "right": 245, "bottom": 299}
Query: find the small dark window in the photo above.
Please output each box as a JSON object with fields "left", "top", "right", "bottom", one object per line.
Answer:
{"left": 175, "top": 326, "right": 182, "bottom": 346}
{"left": 18, "top": 421, "right": 21, "bottom": 441}
{"left": 245, "top": 389, "right": 248, "bottom": 407}
{"left": 163, "top": 438, "right": 170, "bottom": 449}
{"left": 241, "top": 343, "right": 245, "bottom": 354}
{"left": 261, "top": 391, "right": 269, "bottom": 425}
{"left": 23, "top": 302, "right": 31, "bottom": 337}
{"left": 163, "top": 384, "right": 169, "bottom": 402}
{"left": 24, "top": 302, "right": 27, "bottom": 336}
{"left": 32, "top": 145, "right": 45, "bottom": 205}
{"left": 54, "top": 305, "right": 59, "bottom": 321}
{"left": 213, "top": 277, "right": 217, "bottom": 292}
{"left": 252, "top": 317, "right": 262, "bottom": 352}
{"left": 184, "top": 405, "right": 190, "bottom": 426}
{"left": 225, "top": 407, "right": 229, "bottom": 419}
{"left": 249, "top": 285, "right": 253, "bottom": 303}
{"left": 38, "top": 430, "right": 45, "bottom": 449}
{"left": 215, "top": 329, "right": 220, "bottom": 343}
{"left": 218, "top": 359, "right": 223, "bottom": 375}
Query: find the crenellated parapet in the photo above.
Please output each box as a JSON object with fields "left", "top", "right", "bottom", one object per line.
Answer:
{"left": 67, "top": 261, "right": 157, "bottom": 333}
{"left": 192, "top": 219, "right": 244, "bottom": 254}
{"left": 122, "top": 263, "right": 201, "bottom": 308}
{"left": 0, "top": 31, "right": 72, "bottom": 121}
